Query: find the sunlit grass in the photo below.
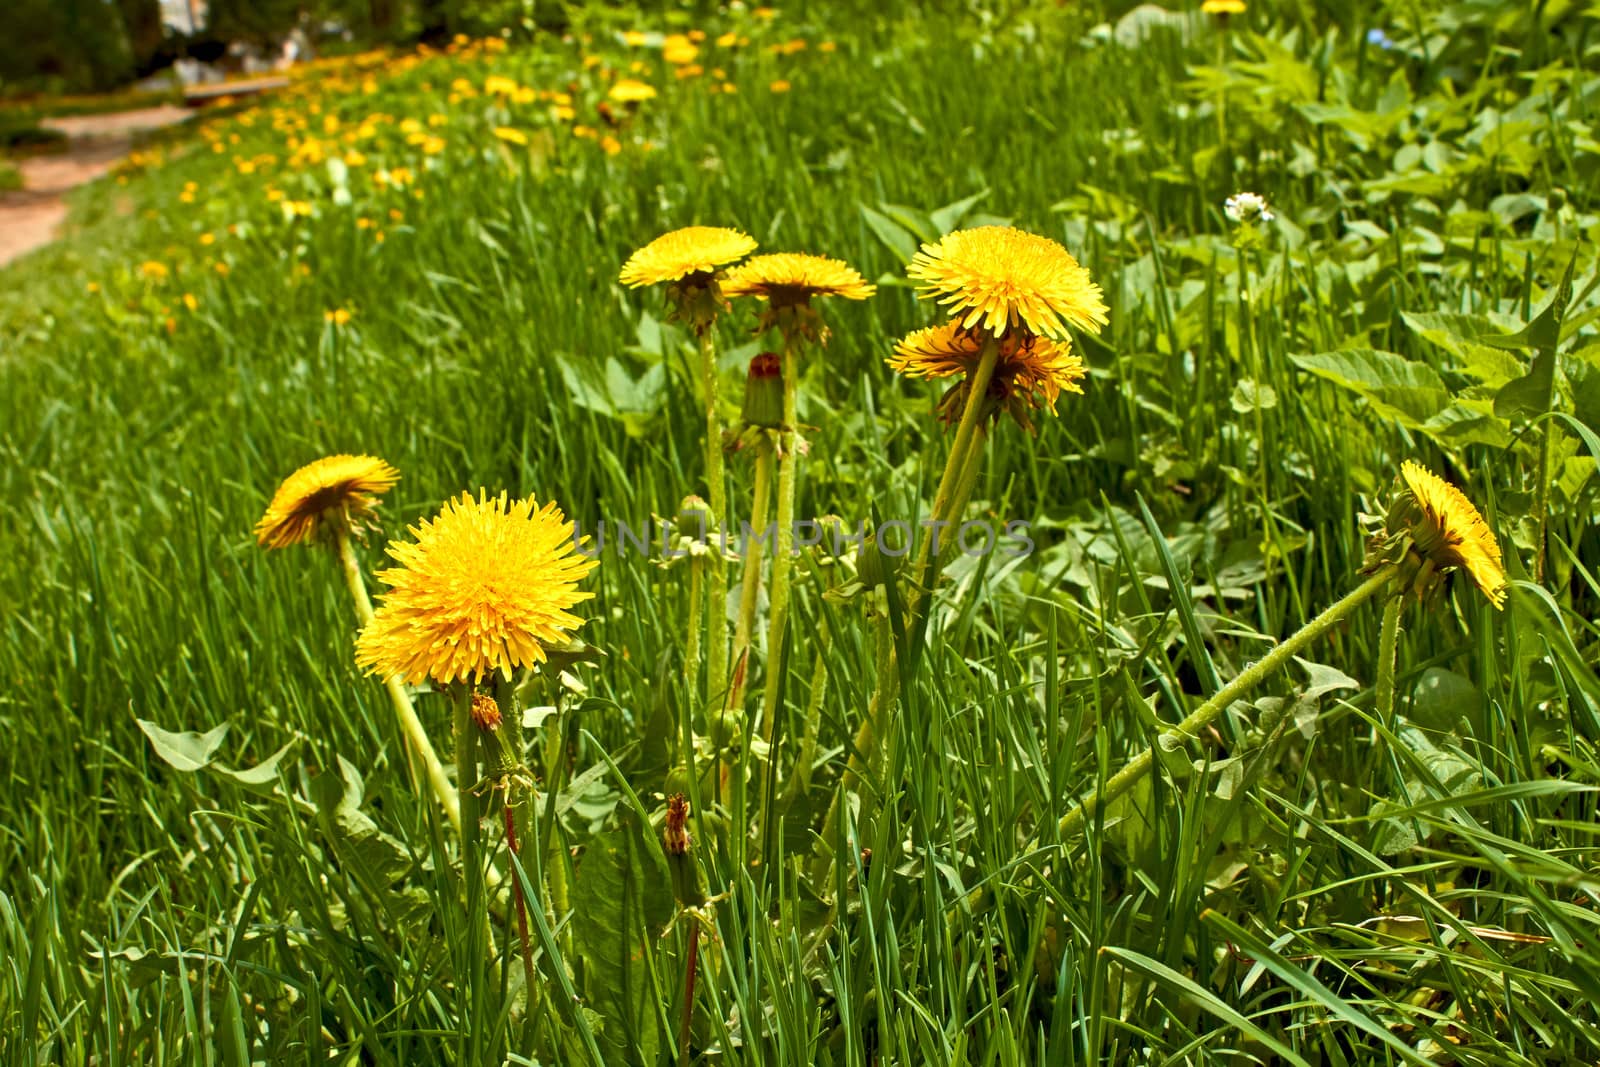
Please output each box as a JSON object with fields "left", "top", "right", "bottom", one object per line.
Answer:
{"left": 1, "top": 3, "right": 1597, "bottom": 1063}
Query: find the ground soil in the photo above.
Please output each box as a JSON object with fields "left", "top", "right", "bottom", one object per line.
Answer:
{"left": 0, "top": 105, "right": 191, "bottom": 268}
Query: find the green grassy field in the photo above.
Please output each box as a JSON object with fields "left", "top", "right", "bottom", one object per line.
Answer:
{"left": 2, "top": 2, "right": 1598, "bottom": 1063}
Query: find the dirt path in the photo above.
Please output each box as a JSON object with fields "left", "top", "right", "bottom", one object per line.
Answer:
{"left": 0, "top": 105, "right": 191, "bottom": 268}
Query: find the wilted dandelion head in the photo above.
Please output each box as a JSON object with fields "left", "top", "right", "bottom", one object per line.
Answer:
{"left": 619, "top": 226, "right": 756, "bottom": 288}
{"left": 721, "top": 252, "right": 876, "bottom": 306}
{"left": 355, "top": 490, "right": 597, "bottom": 685}
{"left": 907, "top": 226, "right": 1108, "bottom": 341}
{"left": 889, "top": 323, "right": 1086, "bottom": 430}
{"left": 255, "top": 454, "right": 399, "bottom": 549}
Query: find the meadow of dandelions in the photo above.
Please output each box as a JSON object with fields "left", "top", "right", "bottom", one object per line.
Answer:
{"left": 243, "top": 209, "right": 1524, "bottom": 1063}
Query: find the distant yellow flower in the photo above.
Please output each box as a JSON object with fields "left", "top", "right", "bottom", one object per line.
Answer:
{"left": 723, "top": 252, "right": 875, "bottom": 305}
{"left": 493, "top": 126, "right": 529, "bottom": 145}
{"left": 1202, "top": 0, "right": 1246, "bottom": 12}
{"left": 182, "top": 292, "right": 198, "bottom": 312}
{"left": 139, "top": 261, "right": 169, "bottom": 280}
{"left": 1395, "top": 461, "right": 1507, "bottom": 608}
{"left": 601, "top": 135, "right": 623, "bottom": 155}
{"left": 355, "top": 491, "right": 597, "bottom": 685}
{"left": 769, "top": 79, "right": 791, "bottom": 93}
{"left": 623, "top": 30, "right": 648, "bottom": 46}
{"left": 889, "top": 323, "right": 1085, "bottom": 428}
{"left": 676, "top": 64, "right": 704, "bottom": 80}
{"left": 255, "top": 454, "right": 399, "bottom": 550}
{"left": 620, "top": 226, "right": 757, "bottom": 287}
{"left": 609, "top": 78, "right": 657, "bottom": 103}
{"left": 908, "top": 226, "right": 1108, "bottom": 341}
{"left": 663, "top": 35, "right": 699, "bottom": 64}
{"left": 325, "top": 308, "right": 353, "bottom": 325}
{"left": 716, "top": 31, "right": 739, "bottom": 47}
{"left": 484, "top": 74, "right": 518, "bottom": 96}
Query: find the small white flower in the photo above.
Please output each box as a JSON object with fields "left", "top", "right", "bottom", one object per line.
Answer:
{"left": 1224, "top": 191, "right": 1275, "bottom": 225}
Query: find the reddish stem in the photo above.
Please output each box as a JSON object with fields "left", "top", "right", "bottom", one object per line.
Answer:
{"left": 504, "top": 801, "right": 537, "bottom": 995}
{"left": 679, "top": 924, "right": 700, "bottom": 1067}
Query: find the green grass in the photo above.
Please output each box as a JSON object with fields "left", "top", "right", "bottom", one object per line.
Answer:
{"left": 2, "top": 2, "right": 1598, "bottom": 1063}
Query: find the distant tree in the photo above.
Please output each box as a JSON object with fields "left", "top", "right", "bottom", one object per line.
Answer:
{"left": 116, "top": 0, "right": 166, "bottom": 74}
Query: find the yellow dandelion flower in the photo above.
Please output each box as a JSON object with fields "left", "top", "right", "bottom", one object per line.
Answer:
{"left": 609, "top": 78, "right": 657, "bottom": 103}
{"left": 354, "top": 491, "right": 597, "bottom": 685}
{"left": 255, "top": 454, "right": 399, "bottom": 550}
{"left": 769, "top": 79, "right": 791, "bottom": 93}
{"left": 325, "top": 308, "right": 353, "bottom": 325}
{"left": 1396, "top": 461, "right": 1507, "bottom": 608}
{"left": 139, "top": 260, "right": 169, "bottom": 280}
{"left": 716, "top": 31, "right": 738, "bottom": 47}
{"left": 493, "top": 126, "right": 530, "bottom": 146}
{"left": 889, "top": 322, "right": 1086, "bottom": 427}
{"left": 1202, "top": 0, "right": 1246, "bottom": 12}
{"left": 182, "top": 292, "right": 198, "bottom": 312}
{"left": 663, "top": 36, "right": 699, "bottom": 64}
{"left": 622, "top": 30, "right": 648, "bottom": 46}
{"left": 601, "top": 134, "right": 622, "bottom": 155}
{"left": 907, "top": 226, "right": 1109, "bottom": 341}
{"left": 721, "top": 252, "right": 875, "bottom": 304}
{"left": 619, "top": 226, "right": 757, "bottom": 287}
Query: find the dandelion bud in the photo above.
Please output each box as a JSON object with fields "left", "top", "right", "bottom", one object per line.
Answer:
{"left": 742, "top": 352, "right": 785, "bottom": 428}
{"left": 663, "top": 793, "right": 704, "bottom": 906}
{"left": 676, "top": 494, "right": 718, "bottom": 538}
{"left": 663, "top": 793, "right": 692, "bottom": 856}
{"left": 855, "top": 529, "right": 902, "bottom": 589}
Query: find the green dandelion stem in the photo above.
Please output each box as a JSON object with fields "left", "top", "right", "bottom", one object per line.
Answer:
{"left": 452, "top": 685, "right": 488, "bottom": 1026}
{"left": 503, "top": 795, "right": 538, "bottom": 998}
{"left": 757, "top": 334, "right": 803, "bottom": 848}
{"left": 699, "top": 330, "right": 730, "bottom": 710}
{"left": 336, "top": 528, "right": 461, "bottom": 834}
{"left": 910, "top": 337, "right": 1000, "bottom": 617}
{"left": 1057, "top": 565, "right": 1400, "bottom": 841}
{"left": 541, "top": 706, "right": 573, "bottom": 952}
{"left": 729, "top": 443, "right": 774, "bottom": 715}
{"left": 683, "top": 555, "right": 704, "bottom": 717}
{"left": 1375, "top": 593, "right": 1403, "bottom": 725}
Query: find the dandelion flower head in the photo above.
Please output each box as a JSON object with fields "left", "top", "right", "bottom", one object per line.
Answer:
{"left": 1396, "top": 461, "right": 1507, "bottom": 609}
{"left": 721, "top": 252, "right": 876, "bottom": 305}
{"left": 907, "top": 226, "right": 1108, "bottom": 341}
{"left": 255, "top": 454, "right": 399, "bottom": 549}
{"left": 355, "top": 490, "right": 597, "bottom": 684}
{"left": 619, "top": 226, "right": 757, "bottom": 287}
{"left": 889, "top": 323, "right": 1086, "bottom": 428}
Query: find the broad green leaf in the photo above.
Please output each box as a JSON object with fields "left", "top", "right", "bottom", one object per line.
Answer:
{"left": 213, "top": 740, "right": 296, "bottom": 790}
{"left": 137, "top": 719, "right": 229, "bottom": 772}
{"left": 1401, "top": 310, "right": 1522, "bottom": 383}
{"left": 1421, "top": 402, "right": 1513, "bottom": 449}
{"left": 1290, "top": 349, "right": 1450, "bottom": 428}
{"left": 929, "top": 189, "right": 990, "bottom": 235}
{"left": 858, "top": 203, "right": 919, "bottom": 264}
{"left": 571, "top": 831, "right": 671, "bottom": 1062}
{"left": 1409, "top": 668, "right": 1485, "bottom": 733}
